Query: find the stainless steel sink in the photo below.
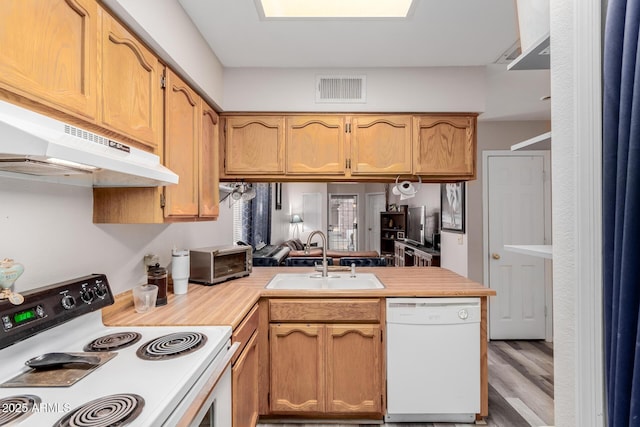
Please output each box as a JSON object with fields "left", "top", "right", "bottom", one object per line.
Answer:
{"left": 265, "top": 273, "right": 385, "bottom": 290}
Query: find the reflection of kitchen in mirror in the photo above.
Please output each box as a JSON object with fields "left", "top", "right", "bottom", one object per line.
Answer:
{"left": 268, "top": 182, "right": 441, "bottom": 254}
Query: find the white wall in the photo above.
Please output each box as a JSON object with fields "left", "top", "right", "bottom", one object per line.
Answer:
{"left": 0, "top": 177, "right": 233, "bottom": 295}
{"left": 223, "top": 67, "right": 486, "bottom": 113}
{"left": 467, "top": 120, "right": 551, "bottom": 284}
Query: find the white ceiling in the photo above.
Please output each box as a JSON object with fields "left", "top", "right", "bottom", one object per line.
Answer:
{"left": 178, "top": 0, "right": 551, "bottom": 121}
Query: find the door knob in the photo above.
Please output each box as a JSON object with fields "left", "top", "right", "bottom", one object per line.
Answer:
{"left": 492, "top": 253, "right": 501, "bottom": 260}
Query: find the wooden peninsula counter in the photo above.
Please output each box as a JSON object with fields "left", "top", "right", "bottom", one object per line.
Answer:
{"left": 102, "top": 267, "right": 496, "bottom": 422}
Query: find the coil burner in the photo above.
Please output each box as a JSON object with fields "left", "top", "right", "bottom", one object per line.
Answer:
{"left": 136, "top": 332, "right": 207, "bottom": 361}
{"left": 0, "top": 395, "right": 41, "bottom": 426}
{"left": 84, "top": 332, "right": 142, "bottom": 352}
{"left": 54, "top": 393, "right": 144, "bottom": 427}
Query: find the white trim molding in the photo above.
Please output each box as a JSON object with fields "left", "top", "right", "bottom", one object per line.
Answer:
{"left": 575, "top": 0, "right": 605, "bottom": 424}
{"left": 550, "top": 0, "right": 605, "bottom": 425}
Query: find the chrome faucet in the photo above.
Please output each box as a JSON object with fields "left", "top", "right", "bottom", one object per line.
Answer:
{"left": 306, "top": 230, "right": 328, "bottom": 277}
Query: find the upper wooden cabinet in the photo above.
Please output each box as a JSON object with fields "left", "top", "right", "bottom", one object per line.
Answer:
{"left": 221, "top": 113, "right": 477, "bottom": 182}
{"left": 199, "top": 103, "right": 220, "bottom": 219}
{"left": 286, "top": 116, "right": 347, "bottom": 175}
{"left": 413, "top": 115, "right": 477, "bottom": 179}
{"left": 224, "top": 116, "right": 285, "bottom": 175}
{"left": 350, "top": 115, "right": 412, "bottom": 175}
{"left": 100, "top": 11, "right": 162, "bottom": 151}
{"left": 94, "top": 68, "right": 220, "bottom": 224}
{"left": 164, "top": 69, "right": 200, "bottom": 218}
{"left": 0, "top": 0, "right": 98, "bottom": 119}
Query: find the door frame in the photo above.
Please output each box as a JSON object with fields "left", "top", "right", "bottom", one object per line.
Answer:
{"left": 327, "top": 192, "right": 360, "bottom": 251}
{"left": 482, "top": 150, "right": 553, "bottom": 341}
{"left": 365, "top": 192, "right": 385, "bottom": 253}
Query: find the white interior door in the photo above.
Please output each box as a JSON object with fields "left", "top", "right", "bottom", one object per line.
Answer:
{"left": 366, "top": 193, "right": 385, "bottom": 253}
{"left": 486, "top": 154, "right": 548, "bottom": 340}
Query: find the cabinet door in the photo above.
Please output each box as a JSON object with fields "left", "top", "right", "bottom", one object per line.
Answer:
{"left": 270, "top": 324, "right": 325, "bottom": 413}
{"left": 350, "top": 115, "right": 412, "bottom": 175}
{"left": 233, "top": 331, "right": 259, "bottom": 427}
{"left": 413, "top": 115, "right": 476, "bottom": 178}
{"left": 225, "top": 116, "right": 285, "bottom": 174}
{"left": 164, "top": 69, "right": 199, "bottom": 218}
{"left": 0, "top": 0, "right": 97, "bottom": 119}
{"left": 200, "top": 103, "right": 220, "bottom": 218}
{"left": 100, "top": 12, "right": 162, "bottom": 150}
{"left": 286, "top": 116, "right": 347, "bottom": 174}
{"left": 326, "top": 324, "right": 382, "bottom": 414}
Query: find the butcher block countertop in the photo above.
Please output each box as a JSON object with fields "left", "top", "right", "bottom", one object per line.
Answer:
{"left": 102, "top": 267, "right": 496, "bottom": 328}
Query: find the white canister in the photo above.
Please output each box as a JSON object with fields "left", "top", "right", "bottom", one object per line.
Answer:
{"left": 171, "top": 249, "right": 190, "bottom": 295}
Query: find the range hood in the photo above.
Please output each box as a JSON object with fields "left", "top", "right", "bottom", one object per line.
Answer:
{"left": 0, "top": 100, "right": 179, "bottom": 187}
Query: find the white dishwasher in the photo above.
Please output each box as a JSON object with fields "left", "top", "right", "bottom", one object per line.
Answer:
{"left": 385, "top": 297, "right": 481, "bottom": 423}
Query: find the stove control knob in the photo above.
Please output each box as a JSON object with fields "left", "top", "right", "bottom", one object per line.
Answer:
{"left": 80, "top": 289, "right": 94, "bottom": 303}
{"left": 95, "top": 284, "right": 108, "bottom": 299}
{"left": 61, "top": 295, "right": 76, "bottom": 310}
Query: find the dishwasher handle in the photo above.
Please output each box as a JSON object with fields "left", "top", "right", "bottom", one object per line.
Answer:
{"left": 387, "top": 301, "right": 480, "bottom": 309}
{"left": 386, "top": 298, "right": 481, "bottom": 325}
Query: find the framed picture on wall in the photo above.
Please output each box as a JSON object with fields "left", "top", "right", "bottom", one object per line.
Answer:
{"left": 441, "top": 182, "right": 465, "bottom": 233}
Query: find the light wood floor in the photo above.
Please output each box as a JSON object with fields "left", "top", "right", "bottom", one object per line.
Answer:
{"left": 258, "top": 340, "right": 554, "bottom": 427}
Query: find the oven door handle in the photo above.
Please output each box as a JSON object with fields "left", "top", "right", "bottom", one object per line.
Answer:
{"left": 174, "top": 341, "right": 240, "bottom": 427}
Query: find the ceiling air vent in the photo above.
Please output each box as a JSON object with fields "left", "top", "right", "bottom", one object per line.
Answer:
{"left": 316, "top": 75, "right": 366, "bottom": 103}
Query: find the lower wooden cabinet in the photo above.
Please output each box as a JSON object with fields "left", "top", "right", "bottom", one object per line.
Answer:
{"left": 232, "top": 304, "right": 260, "bottom": 427}
{"left": 270, "top": 323, "right": 325, "bottom": 413}
{"left": 233, "top": 331, "right": 259, "bottom": 427}
{"left": 269, "top": 322, "right": 382, "bottom": 416}
{"left": 325, "top": 324, "right": 382, "bottom": 413}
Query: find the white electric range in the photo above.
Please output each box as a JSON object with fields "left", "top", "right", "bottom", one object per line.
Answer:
{"left": 0, "top": 274, "right": 234, "bottom": 427}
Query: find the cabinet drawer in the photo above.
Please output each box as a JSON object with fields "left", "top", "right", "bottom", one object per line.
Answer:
{"left": 232, "top": 304, "right": 259, "bottom": 364}
{"left": 269, "top": 299, "right": 381, "bottom": 323}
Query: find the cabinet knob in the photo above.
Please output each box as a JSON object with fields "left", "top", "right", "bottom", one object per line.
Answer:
{"left": 491, "top": 253, "right": 501, "bottom": 260}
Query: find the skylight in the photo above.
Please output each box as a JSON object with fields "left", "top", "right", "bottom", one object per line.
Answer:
{"left": 259, "top": 0, "right": 414, "bottom": 18}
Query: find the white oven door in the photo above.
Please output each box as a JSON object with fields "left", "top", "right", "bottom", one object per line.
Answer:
{"left": 196, "top": 367, "right": 232, "bottom": 427}
{"left": 164, "top": 341, "right": 236, "bottom": 427}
